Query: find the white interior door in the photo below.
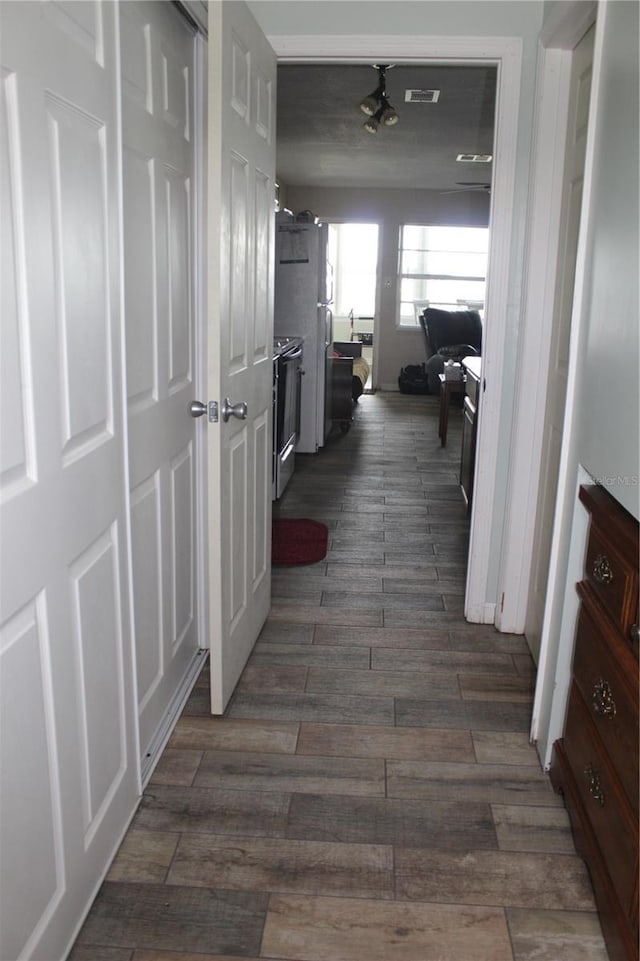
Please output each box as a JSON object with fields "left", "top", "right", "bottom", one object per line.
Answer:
{"left": 120, "top": 1, "right": 201, "bottom": 774}
{"left": 0, "top": 4, "right": 138, "bottom": 959}
{"left": 525, "top": 25, "right": 594, "bottom": 661}
{"left": 206, "top": 1, "right": 276, "bottom": 713}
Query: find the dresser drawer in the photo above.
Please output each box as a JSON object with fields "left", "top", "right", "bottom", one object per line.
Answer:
{"left": 563, "top": 684, "right": 638, "bottom": 918}
{"left": 464, "top": 371, "right": 480, "bottom": 409}
{"left": 584, "top": 525, "right": 638, "bottom": 634}
{"left": 580, "top": 486, "right": 639, "bottom": 637}
{"left": 572, "top": 606, "right": 639, "bottom": 816}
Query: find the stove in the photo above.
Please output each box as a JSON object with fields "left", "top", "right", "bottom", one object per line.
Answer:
{"left": 272, "top": 337, "right": 303, "bottom": 499}
{"left": 273, "top": 335, "right": 303, "bottom": 358}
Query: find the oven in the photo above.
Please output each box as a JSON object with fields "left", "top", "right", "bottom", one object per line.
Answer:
{"left": 273, "top": 336, "right": 303, "bottom": 499}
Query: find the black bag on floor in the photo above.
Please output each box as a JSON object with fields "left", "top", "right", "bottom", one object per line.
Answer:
{"left": 398, "top": 363, "right": 430, "bottom": 394}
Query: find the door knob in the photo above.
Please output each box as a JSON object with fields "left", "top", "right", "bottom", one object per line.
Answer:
{"left": 189, "top": 400, "right": 207, "bottom": 418}
{"left": 221, "top": 398, "right": 248, "bottom": 422}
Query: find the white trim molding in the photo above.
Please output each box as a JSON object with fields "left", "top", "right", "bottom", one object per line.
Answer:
{"left": 494, "top": 44, "right": 572, "bottom": 634}
{"left": 532, "top": 466, "right": 592, "bottom": 767}
{"left": 269, "top": 34, "right": 521, "bottom": 64}
{"left": 496, "top": 2, "right": 597, "bottom": 636}
{"left": 269, "top": 33, "right": 523, "bottom": 627}
{"left": 540, "top": 0, "right": 597, "bottom": 48}
{"left": 464, "top": 36, "right": 522, "bottom": 624}
{"left": 530, "top": 1, "right": 610, "bottom": 755}
{"left": 176, "top": 0, "right": 209, "bottom": 36}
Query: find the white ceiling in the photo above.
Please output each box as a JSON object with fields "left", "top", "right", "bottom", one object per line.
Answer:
{"left": 276, "top": 62, "right": 497, "bottom": 191}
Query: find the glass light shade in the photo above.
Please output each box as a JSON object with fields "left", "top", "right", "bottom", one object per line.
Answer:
{"left": 359, "top": 95, "right": 379, "bottom": 116}
{"left": 359, "top": 81, "right": 384, "bottom": 116}
{"left": 381, "top": 105, "right": 399, "bottom": 126}
{"left": 363, "top": 117, "right": 379, "bottom": 134}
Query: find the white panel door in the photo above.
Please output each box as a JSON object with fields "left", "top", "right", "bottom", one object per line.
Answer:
{"left": 0, "top": 4, "right": 138, "bottom": 960}
{"left": 525, "top": 26, "right": 594, "bottom": 661}
{"left": 120, "top": 1, "right": 201, "bottom": 773}
{"left": 206, "top": 1, "right": 276, "bottom": 712}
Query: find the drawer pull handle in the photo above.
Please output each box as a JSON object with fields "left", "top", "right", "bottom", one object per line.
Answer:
{"left": 592, "top": 554, "right": 613, "bottom": 584}
{"left": 591, "top": 678, "right": 616, "bottom": 718}
{"left": 584, "top": 764, "right": 605, "bottom": 806}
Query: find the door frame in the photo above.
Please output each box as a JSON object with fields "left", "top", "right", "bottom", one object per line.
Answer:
{"left": 268, "top": 32, "right": 523, "bottom": 624}
{"left": 324, "top": 219, "right": 381, "bottom": 388}
{"left": 495, "top": 1, "right": 597, "bottom": 637}
{"left": 174, "top": 4, "right": 208, "bottom": 654}
{"left": 193, "top": 29, "right": 210, "bottom": 657}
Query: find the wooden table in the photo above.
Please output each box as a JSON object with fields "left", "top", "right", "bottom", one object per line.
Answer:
{"left": 438, "top": 374, "right": 465, "bottom": 447}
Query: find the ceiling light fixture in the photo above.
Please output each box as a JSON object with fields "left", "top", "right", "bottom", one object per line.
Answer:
{"left": 358, "top": 65, "right": 399, "bottom": 132}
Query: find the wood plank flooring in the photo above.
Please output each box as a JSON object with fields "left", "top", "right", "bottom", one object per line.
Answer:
{"left": 68, "top": 392, "right": 609, "bottom": 961}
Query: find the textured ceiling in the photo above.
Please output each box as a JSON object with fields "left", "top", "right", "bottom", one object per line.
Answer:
{"left": 276, "top": 63, "right": 497, "bottom": 192}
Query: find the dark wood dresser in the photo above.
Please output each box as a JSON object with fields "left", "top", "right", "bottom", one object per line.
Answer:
{"left": 551, "top": 484, "right": 639, "bottom": 961}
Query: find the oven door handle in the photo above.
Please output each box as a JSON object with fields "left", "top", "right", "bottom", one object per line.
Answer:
{"left": 283, "top": 348, "right": 303, "bottom": 361}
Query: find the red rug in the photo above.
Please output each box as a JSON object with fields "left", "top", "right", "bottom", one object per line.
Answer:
{"left": 272, "top": 518, "right": 329, "bottom": 566}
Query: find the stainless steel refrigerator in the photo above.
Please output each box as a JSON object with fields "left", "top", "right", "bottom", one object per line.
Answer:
{"left": 273, "top": 216, "right": 333, "bottom": 453}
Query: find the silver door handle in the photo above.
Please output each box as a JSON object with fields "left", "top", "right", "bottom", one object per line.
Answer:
{"left": 221, "top": 397, "right": 248, "bottom": 422}
{"left": 189, "top": 400, "right": 207, "bottom": 418}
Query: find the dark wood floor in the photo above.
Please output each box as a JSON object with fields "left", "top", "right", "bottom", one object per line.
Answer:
{"left": 69, "top": 392, "right": 608, "bottom": 961}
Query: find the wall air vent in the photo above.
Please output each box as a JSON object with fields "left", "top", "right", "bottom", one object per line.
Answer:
{"left": 456, "top": 153, "right": 493, "bottom": 163}
{"left": 404, "top": 89, "right": 440, "bottom": 103}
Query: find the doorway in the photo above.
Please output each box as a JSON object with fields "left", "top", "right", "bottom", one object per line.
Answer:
{"left": 327, "top": 221, "right": 379, "bottom": 389}
{"left": 274, "top": 52, "right": 508, "bottom": 617}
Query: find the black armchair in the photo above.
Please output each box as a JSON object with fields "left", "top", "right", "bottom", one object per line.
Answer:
{"left": 419, "top": 307, "right": 482, "bottom": 394}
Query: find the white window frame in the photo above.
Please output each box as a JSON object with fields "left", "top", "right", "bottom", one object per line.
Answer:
{"left": 397, "top": 224, "right": 489, "bottom": 329}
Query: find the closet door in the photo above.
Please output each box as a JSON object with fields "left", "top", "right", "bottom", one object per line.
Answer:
{"left": 0, "top": 4, "right": 138, "bottom": 959}
{"left": 120, "top": 0, "right": 201, "bottom": 778}
{"left": 206, "top": 0, "right": 276, "bottom": 714}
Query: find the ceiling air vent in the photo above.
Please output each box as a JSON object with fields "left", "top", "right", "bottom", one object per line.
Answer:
{"left": 404, "top": 89, "right": 440, "bottom": 103}
{"left": 456, "top": 153, "right": 493, "bottom": 163}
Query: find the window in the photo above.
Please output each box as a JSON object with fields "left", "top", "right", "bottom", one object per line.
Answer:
{"left": 327, "top": 223, "right": 379, "bottom": 319}
{"left": 397, "top": 224, "right": 489, "bottom": 327}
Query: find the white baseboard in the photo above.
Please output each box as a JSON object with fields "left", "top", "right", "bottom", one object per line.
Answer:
{"left": 465, "top": 601, "right": 497, "bottom": 625}
{"left": 483, "top": 602, "right": 497, "bottom": 624}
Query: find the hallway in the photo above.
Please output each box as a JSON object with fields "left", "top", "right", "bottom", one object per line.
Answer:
{"left": 69, "top": 393, "right": 608, "bottom": 961}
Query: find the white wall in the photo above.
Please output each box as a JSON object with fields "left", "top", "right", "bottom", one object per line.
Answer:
{"left": 574, "top": 3, "right": 639, "bottom": 516}
{"left": 249, "top": 1, "right": 543, "bottom": 39}
{"left": 282, "top": 185, "right": 490, "bottom": 387}
{"left": 535, "top": 0, "right": 639, "bottom": 764}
